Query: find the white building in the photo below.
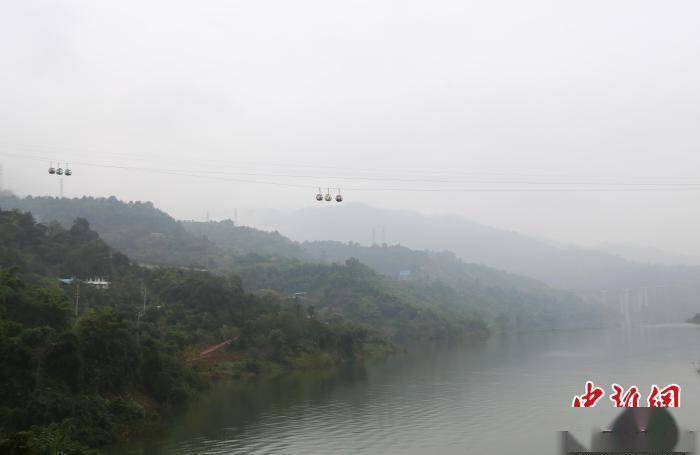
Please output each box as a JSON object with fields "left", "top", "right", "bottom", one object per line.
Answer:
{"left": 84, "top": 277, "right": 110, "bottom": 289}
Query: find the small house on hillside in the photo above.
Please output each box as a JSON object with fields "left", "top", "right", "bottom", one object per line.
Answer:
{"left": 398, "top": 270, "right": 412, "bottom": 281}
{"left": 84, "top": 277, "right": 110, "bottom": 289}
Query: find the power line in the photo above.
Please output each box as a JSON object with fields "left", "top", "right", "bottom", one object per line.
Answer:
{"left": 3, "top": 140, "right": 580, "bottom": 178}
{"left": 5, "top": 149, "right": 700, "bottom": 193}
{"left": 4, "top": 140, "right": 700, "bottom": 184}
{"left": 4, "top": 149, "right": 700, "bottom": 187}
{"left": 0, "top": 151, "right": 314, "bottom": 189}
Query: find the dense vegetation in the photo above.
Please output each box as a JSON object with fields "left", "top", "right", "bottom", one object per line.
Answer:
{"left": 0, "top": 209, "right": 382, "bottom": 453}
{"left": 0, "top": 195, "right": 612, "bottom": 452}
{"left": 297, "top": 241, "right": 605, "bottom": 331}
{"left": 187, "top": 220, "right": 607, "bottom": 333}
{"left": 0, "top": 193, "right": 208, "bottom": 268}
{"left": 0, "top": 193, "right": 609, "bottom": 333}
{"left": 182, "top": 218, "right": 304, "bottom": 259}
{"left": 234, "top": 258, "right": 489, "bottom": 341}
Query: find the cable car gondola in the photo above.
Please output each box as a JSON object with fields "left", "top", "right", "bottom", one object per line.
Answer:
{"left": 335, "top": 188, "right": 343, "bottom": 203}
{"left": 324, "top": 188, "right": 332, "bottom": 202}
{"left": 65, "top": 164, "right": 72, "bottom": 176}
{"left": 315, "top": 188, "right": 323, "bottom": 201}
{"left": 48, "top": 161, "right": 56, "bottom": 174}
{"left": 56, "top": 164, "right": 64, "bottom": 176}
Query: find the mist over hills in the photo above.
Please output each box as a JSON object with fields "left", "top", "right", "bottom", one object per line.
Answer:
{"left": 596, "top": 241, "right": 700, "bottom": 267}
{"left": 0, "top": 192, "right": 609, "bottom": 332}
{"left": 4, "top": 192, "right": 700, "bottom": 322}
{"left": 4, "top": 193, "right": 699, "bottom": 296}
{"left": 248, "top": 202, "right": 700, "bottom": 293}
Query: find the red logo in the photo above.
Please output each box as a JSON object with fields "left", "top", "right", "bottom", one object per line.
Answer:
{"left": 647, "top": 384, "right": 681, "bottom": 408}
{"left": 572, "top": 382, "right": 681, "bottom": 408}
{"left": 609, "top": 383, "right": 640, "bottom": 408}
{"left": 572, "top": 381, "right": 605, "bottom": 408}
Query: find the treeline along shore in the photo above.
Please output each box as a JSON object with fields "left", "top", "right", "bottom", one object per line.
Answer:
{"left": 0, "top": 194, "right": 608, "bottom": 453}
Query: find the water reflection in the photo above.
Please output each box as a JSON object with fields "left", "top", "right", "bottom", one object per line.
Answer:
{"left": 116, "top": 324, "right": 700, "bottom": 454}
{"left": 116, "top": 362, "right": 370, "bottom": 454}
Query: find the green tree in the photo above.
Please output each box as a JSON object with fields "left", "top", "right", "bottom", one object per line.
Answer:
{"left": 75, "top": 310, "right": 139, "bottom": 393}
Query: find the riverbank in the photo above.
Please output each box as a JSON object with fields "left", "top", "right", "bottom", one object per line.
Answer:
{"left": 110, "top": 325, "right": 700, "bottom": 455}
{"left": 98, "top": 339, "right": 399, "bottom": 452}
{"left": 192, "top": 339, "right": 399, "bottom": 382}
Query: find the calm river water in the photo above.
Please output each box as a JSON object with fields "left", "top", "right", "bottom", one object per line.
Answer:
{"left": 116, "top": 324, "right": 700, "bottom": 454}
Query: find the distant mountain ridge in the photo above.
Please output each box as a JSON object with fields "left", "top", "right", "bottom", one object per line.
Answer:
{"left": 0, "top": 192, "right": 609, "bottom": 332}
{"left": 596, "top": 241, "right": 700, "bottom": 267}
{"left": 252, "top": 202, "right": 700, "bottom": 292}
{"left": 4, "top": 194, "right": 699, "bottom": 295}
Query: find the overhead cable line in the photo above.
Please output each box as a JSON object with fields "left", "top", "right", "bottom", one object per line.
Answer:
{"left": 5, "top": 150, "right": 700, "bottom": 193}
{"left": 3, "top": 140, "right": 699, "bottom": 184}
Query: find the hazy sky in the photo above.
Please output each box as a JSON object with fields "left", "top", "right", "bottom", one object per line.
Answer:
{"left": 2, "top": 0, "right": 700, "bottom": 254}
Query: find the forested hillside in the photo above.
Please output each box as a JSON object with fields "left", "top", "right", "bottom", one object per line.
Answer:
{"left": 185, "top": 218, "right": 610, "bottom": 332}
{"left": 255, "top": 202, "right": 700, "bottom": 292}
{"left": 0, "top": 209, "right": 390, "bottom": 453}
{"left": 234, "top": 258, "right": 489, "bottom": 340}
{"left": 0, "top": 194, "right": 207, "bottom": 267}
{"left": 182, "top": 219, "right": 304, "bottom": 258}
{"left": 0, "top": 198, "right": 612, "bottom": 453}
{"left": 0, "top": 194, "right": 609, "bottom": 332}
